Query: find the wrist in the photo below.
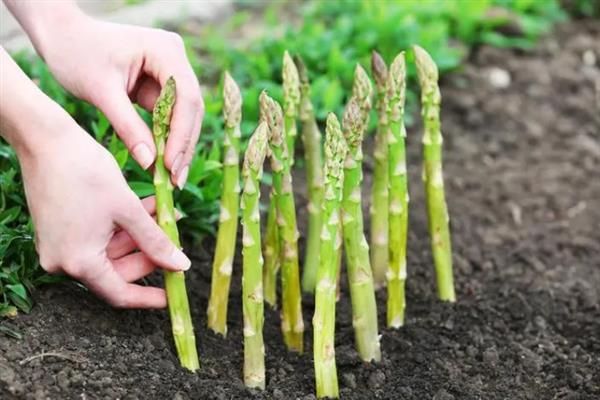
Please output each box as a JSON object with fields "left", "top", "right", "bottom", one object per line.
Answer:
{"left": 9, "top": 98, "right": 75, "bottom": 163}
{"left": 5, "top": 1, "right": 88, "bottom": 60}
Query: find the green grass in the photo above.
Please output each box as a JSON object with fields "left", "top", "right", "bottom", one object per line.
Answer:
{"left": 1, "top": 0, "right": 567, "bottom": 322}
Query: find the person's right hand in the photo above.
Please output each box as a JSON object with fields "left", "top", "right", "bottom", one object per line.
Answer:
{"left": 19, "top": 117, "right": 191, "bottom": 309}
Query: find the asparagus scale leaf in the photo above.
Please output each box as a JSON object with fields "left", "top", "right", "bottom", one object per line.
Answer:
{"left": 414, "top": 45, "right": 456, "bottom": 302}
{"left": 208, "top": 72, "right": 242, "bottom": 336}
{"left": 152, "top": 77, "right": 200, "bottom": 371}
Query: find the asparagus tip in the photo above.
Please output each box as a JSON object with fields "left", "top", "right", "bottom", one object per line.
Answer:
{"left": 324, "top": 113, "right": 346, "bottom": 185}
{"left": 352, "top": 64, "right": 372, "bottom": 105}
{"left": 223, "top": 71, "right": 242, "bottom": 127}
{"left": 293, "top": 54, "right": 309, "bottom": 85}
{"left": 283, "top": 51, "right": 301, "bottom": 114}
{"left": 342, "top": 97, "right": 365, "bottom": 147}
{"left": 244, "top": 122, "right": 269, "bottom": 174}
{"left": 371, "top": 50, "right": 388, "bottom": 91}
{"left": 259, "top": 91, "right": 284, "bottom": 146}
{"left": 413, "top": 45, "right": 439, "bottom": 85}
{"left": 153, "top": 76, "right": 176, "bottom": 136}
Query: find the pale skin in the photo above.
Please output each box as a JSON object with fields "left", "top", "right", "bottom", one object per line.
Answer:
{"left": 0, "top": 2, "right": 204, "bottom": 308}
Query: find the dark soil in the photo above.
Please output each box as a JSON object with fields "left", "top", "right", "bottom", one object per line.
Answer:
{"left": 2, "top": 20, "right": 600, "bottom": 400}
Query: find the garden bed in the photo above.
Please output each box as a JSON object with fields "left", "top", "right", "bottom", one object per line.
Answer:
{"left": 1, "top": 19, "right": 599, "bottom": 400}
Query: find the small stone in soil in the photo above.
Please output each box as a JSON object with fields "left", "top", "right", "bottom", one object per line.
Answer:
{"left": 483, "top": 347, "right": 500, "bottom": 364}
{"left": 367, "top": 370, "right": 386, "bottom": 389}
{"left": 342, "top": 372, "right": 357, "bottom": 389}
{"left": 433, "top": 388, "right": 455, "bottom": 400}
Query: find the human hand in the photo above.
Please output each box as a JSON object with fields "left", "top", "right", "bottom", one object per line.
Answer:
{"left": 31, "top": 11, "right": 203, "bottom": 188}
{"left": 19, "top": 118, "right": 191, "bottom": 308}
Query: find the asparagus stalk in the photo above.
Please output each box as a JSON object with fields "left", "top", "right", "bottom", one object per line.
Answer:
{"left": 386, "top": 53, "right": 409, "bottom": 328}
{"left": 207, "top": 72, "right": 242, "bottom": 336}
{"left": 369, "top": 51, "right": 390, "bottom": 288}
{"left": 413, "top": 45, "right": 456, "bottom": 302}
{"left": 152, "top": 77, "right": 199, "bottom": 371}
{"left": 262, "top": 201, "right": 280, "bottom": 308}
{"left": 260, "top": 91, "right": 304, "bottom": 352}
{"left": 283, "top": 50, "right": 301, "bottom": 165}
{"left": 241, "top": 122, "right": 269, "bottom": 389}
{"left": 263, "top": 51, "right": 300, "bottom": 306}
{"left": 294, "top": 55, "right": 324, "bottom": 293}
{"left": 313, "top": 113, "right": 346, "bottom": 399}
{"left": 341, "top": 94, "right": 381, "bottom": 362}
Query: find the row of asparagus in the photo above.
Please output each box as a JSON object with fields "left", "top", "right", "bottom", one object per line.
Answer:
{"left": 149, "top": 45, "right": 455, "bottom": 398}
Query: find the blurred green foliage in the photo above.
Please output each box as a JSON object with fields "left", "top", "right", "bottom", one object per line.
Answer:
{"left": 189, "top": 0, "right": 565, "bottom": 135}
{"left": 1, "top": 0, "right": 568, "bottom": 319}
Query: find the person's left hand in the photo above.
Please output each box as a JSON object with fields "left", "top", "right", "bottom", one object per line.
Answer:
{"left": 35, "top": 13, "right": 203, "bottom": 188}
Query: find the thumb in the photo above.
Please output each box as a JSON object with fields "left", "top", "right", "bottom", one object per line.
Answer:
{"left": 116, "top": 195, "right": 191, "bottom": 273}
{"left": 96, "top": 85, "right": 156, "bottom": 169}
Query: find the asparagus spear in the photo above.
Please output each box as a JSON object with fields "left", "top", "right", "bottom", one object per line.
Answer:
{"left": 260, "top": 91, "right": 304, "bottom": 352}
{"left": 262, "top": 201, "right": 280, "bottom": 308}
{"left": 263, "top": 51, "right": 301, "bottom": 306}
{"left": 241, "top": 122, "right": 269, "bottom": 389}
{"left": 207, "top": 72, "right": 242, "bottom": 336}
{"left": 386, "top": 53, "right": 409, "bottom": 328}
{"left": 369, "top": 51, "right": 390, "bottom": 288}
{"left": 283, "top": 50, "right": 301, "bottom": 165}
{"left": 294, "top": 55, "right": 324, "bottom": 293}
{"left": 313, "top": 113, "right": 346, "bottom": 399}
{"left": 152, "top": 77, "right": 199, "bottom": 371}
{"left": 413, "top": 45, "right": 456, "bottom": 302}
{"left": 341, "top": 96, "right": 381, "bottom": 362}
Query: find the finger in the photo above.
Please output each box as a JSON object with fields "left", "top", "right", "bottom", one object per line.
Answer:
{"left": 142, "top": 34, "right": 203, "bottom": 179}
{"left": 96, "top": 82, "right": 156, "bottom": 170}
{"left": 116, "top": 196, "right": 191, "bottom": 272}
{"left": 165, "top": 79, "right": 203, "bottom": 181}
{"left": 134, "top": 76, "right": 161, "bottom": 112}
{"left": 113, "top": 252, "right": 157, "bottom": 283}
{"left": 107, "top": 206, "right": 183, "bottom": 259}
{"left": 174, "top": 110, "right": 202, "bottom": 189}
{"left": 82, "top": 258, "right": 166, "bottom": 309}
{"left": 107, "top": 196, "right": 156, "bottom": 258}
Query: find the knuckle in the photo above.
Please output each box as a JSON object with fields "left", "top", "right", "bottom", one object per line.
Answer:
{"left": 149, "top": 235, "right": 174, "bottom": 257}
{"left": 38, "top": 252, "right": 60, "bottom": 274}
{"left": 164, "top": 31, "right": 184, "bottom": 49}
{"left": 178, "top": 85, "right": 203, "bottom": 111}
{"left": 108, "top": 294, "right": 130, "bottom": 309}
{"left": 61, "top": 252, "right": 97, "bottom": 278}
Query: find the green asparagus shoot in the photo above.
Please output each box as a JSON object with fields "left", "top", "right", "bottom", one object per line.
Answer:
{"left": 241, "top": 122, "right": 269, "bottom": 389}
{"left": 413, "top": 45, "right": 456, "bottom": 302}
{"left": 208, "top": 71, "right": 242, "bottom": 336}
{"left": 369, "top": 50, "right": 390, "bottom": 288}
{"left": 152, "top": 77, "right": 199, "bottom": 371}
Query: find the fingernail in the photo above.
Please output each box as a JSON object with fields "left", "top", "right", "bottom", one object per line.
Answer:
{"left": 171, "top": 152, "right": 184, "bottom": 175}
{"left": 176, "top": 166, "right": 189, "bottom": 190}
{"left": 132, "top": 143, "right": 154, "bottom": 170}
{"left": 171, "top": 248, "right": 191, "bottom": 271}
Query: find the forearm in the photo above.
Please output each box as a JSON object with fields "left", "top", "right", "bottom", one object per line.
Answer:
{"left": 3, "top": 0, "right": 85, "bottom": 59}
{"left": 0, "top": 47, "right": 70, "bottom": 159}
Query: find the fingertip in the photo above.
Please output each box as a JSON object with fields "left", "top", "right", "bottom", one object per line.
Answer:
{"left": 124, "top": 286, "right": 167, "bottom": 309}
{"left": 170, "top": 247, "right": 191, "bottom": 271}
{"left": 176, "top": 165, "right": 189, "bottom": 190}
{"left": 132, "top": 143, "right": 155, "bottom": 170}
